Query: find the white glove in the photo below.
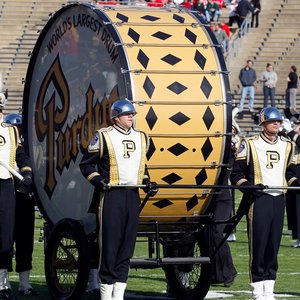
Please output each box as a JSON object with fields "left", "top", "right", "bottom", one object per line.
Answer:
{"left": 281, "top": 118, "right": 293, "bottom": 133}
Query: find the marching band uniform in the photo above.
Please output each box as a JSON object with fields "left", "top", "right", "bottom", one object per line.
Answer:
{"left": 285, "top": 125, "right": 300, "bottom": 247}
{"left": 80, "top": 99, "right": 157, "bottom": 300}
{"left": 3, "top": 113, "right": 37, "bottom": 296}
{"left": 230, "top": 107, "right": 299, "bottom": 300}
{"left": 0, "top": 117, "right": 32, "bottom": 300}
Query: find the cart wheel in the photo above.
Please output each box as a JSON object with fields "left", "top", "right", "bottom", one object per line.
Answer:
{"left": 164, "top": 232, "right": 212, "bottom": 300}
{"left": 45, "top": 218, "right": 90, "bottom": 300}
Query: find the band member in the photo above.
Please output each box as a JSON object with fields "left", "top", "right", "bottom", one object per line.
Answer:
{"left": 3, "top": 114, "right": 38, "bottom": 296}
{"left": 281, "top": 118, "right": 300, "bottom": 248}
{"left": 230, "top": 107, "right": 300, "bottom": 300}
{"left": 0, "top": 99, "right": 33, "bottom": 300}
{"left": 209, "top": 108, "right": 240, "bottom": 287}
{"left": 80, "top": 99, "right": 158, "bottom": 300}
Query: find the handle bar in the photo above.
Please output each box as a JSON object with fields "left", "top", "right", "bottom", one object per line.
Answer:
{"left": 0, "top": 158, "right": 24, "bottom": 181}
{"left": 109, "top": 184, "right": 300, "bottom": 190}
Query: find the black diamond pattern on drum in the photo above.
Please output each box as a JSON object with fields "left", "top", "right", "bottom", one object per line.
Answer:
{"left": 128, "top": 28, "right": 140, "bottom": 43}
{"left": 167, "top": 143, "right": 188, "bottom": 156}
{"left": 202, "top": 106, "right": 215, "bottom": 130}
{"left": 143, "top": 76, "right": 155, "bottom": 98}
{"left": 167, "top": 81, "right": 187, "bottom": 95}
{"left": 169, "top": 112, "right": 190, "bottom": 125}
{"left": 147, "top": 137, "right": 156, "bottom": 160}
{"left": 201, "top": 138, "right": 213, "bottom": 161}
{"left": 145, "top": 106, "right": 158, "bottom": 130}
{"left": 137, "top": 49, "right": 149, "bottom": 69}
{"left": 152, "top": 31, "right": 172, "bottom": 40}
{"left": 185, "top": 28, "right": 197, "bottom": 44}
{"left": 153, "top": 198, "right": 174, "bottom": 209}
{"left": 200, "top": 76, "right": 212, "bottom": 99}
{"left": 186, "top": 194, "right": 198, "bottom": 211}
{"left": 141, "top": 15, "right": 160, "bottom": 22}
{"left": 195, "top": 169, "right": 208, "bottom": 185}
{"left": 116, "top": 13, "right": 129, "bottom": 23}
{"left": 162, "top": 172, "right": 182, "bottom": 184}
{"left": 173, "top": 14, "right": 185, "bottom": 23}
{"left": 194, "top": 50, "right": 206, "bottom": 70}
{"left": 161, "top": 54, "right": 182, "bottom": 66}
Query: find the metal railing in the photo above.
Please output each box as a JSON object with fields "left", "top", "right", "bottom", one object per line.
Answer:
{"left": 225, "top": 13, "right": 252, "bottom": 66}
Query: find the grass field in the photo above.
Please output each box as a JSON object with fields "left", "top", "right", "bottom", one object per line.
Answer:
{"left": 9, "top": 191, "right": 300, "bottom": 300}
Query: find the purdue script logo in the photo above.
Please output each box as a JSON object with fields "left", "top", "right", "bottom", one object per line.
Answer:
{"left": 35, "top": 55, "right": 117, "bottom": 198}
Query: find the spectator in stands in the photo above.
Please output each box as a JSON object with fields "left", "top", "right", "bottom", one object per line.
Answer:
{"left": 236, "top": 0, "right": 254, "bottom": 28}
{"left": 194, "top": 0, "right": 207, "bottom": 21}
{"left": 214, "top": 0, "right": 224, "bottom": 9}
{"left": 135, "top": 0, "right": 147, "bottom": 6}
{"left": 212, "top": 23, "right": 228, "bottom": 54}
{"left": 238, "top": 59, "right": 257, "bottom": 113}
{"left": 181, "top": 0, "right": 192, "bottom": 9}
{"left": 220, "top": 19, "right": 230, "bottom": 50}
{"left": 260, "top": 63, "right": 278, "bottom": 108}
{"left": 205, "top": 0, "right": 220, "bottom": 23}
{"left": 285, "top": 65, "right": 298, "bottom": 114}
{"left": 220, "top": 19, "right": 230, "bottom": 38}
{"left": 226, "top": 0, "right": 239, "bottom": 27}
{"left": 251, "top": 0, "right": 261, "bottom": 28}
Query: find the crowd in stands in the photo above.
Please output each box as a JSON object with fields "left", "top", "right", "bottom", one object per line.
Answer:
{"left": 95, "top": 0, "right": 260, "bottom": 55}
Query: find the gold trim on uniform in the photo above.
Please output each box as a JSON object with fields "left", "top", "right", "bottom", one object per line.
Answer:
{"left": 293, "top": 134, "right": 299, "bottom": 143}
{"left": 288, "top": 177, "right": 298, "bottom": 186}
{"left": 249, "top": 140, "right": 263, "bottom": 184}
{"left": 282, "top": 141, "right": 292, "bottom": 193}
{"left": 97, "top": 193, "right": 105, "bottom": 271}
{"left": 87, "top": 172, "right": 101, "bottom": 182}
{"left": 20, "top": 166, "right": 32, "bottom": 172}
{"left": 248, "top": 202, "right": 254, "bottom": 282}
{"left": 9, "top": 126, "right": 17, "bottom": 172}
{"left": 236, "top": 178, "right": 248, "bottom": 186}
{"left": 102, "top": 131, "right": 119, "bottom": 185}
{"left": 137, "top": 132, "right": 147, "bottom": 185}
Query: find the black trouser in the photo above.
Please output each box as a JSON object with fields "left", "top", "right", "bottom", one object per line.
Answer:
{"left": 98, "top": 189, "right": 140, "bottom": 284}
{"left": 247, "top": 194, "right": 284, "bottom": 283}
{"left": 251, "top": 11, "right": 259, "bottom": 27}
{"left": 0, "top": 179, "right": 16, "bottom": 270}
{"left": 14, "top": 192, "right": 35, "bottom": 273}
{"left": 286, "top": 191, "right": 300, "bottom": 240}
{"left": 229, "top": 15, "right": 239, "bottom": 27}
{"left": 211, "top": 193, "right": 237, "bottom": 284}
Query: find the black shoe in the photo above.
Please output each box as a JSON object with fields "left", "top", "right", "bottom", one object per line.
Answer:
{"left": 86, "top": 288, "right": 100, "bottom": 295}
{"left": 18, "top": 288, "right": 39, "bottom": 296}
{"left": 224, "top": 273, "right": 237, "bottom": 287}
{"left": 0, "top": 289, "right": 16, "bottom": 300}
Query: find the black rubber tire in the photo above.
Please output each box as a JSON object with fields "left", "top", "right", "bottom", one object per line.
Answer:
{"left": 164, "top": 232, "right": 212, "bottom": 300}
{"left": 44, "top": 218, "right": 90, "bottom": 300}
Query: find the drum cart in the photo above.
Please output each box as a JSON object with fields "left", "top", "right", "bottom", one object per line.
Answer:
{"left": 37, "top": 184, "right": 246, "bottom": 300}
{"left": 22, "top": 2, "right": 235, "bottom": 299}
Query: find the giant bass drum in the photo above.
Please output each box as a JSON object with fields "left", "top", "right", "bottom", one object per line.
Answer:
{"left": 23, "top": 2, "right": 232, "bottom": 299}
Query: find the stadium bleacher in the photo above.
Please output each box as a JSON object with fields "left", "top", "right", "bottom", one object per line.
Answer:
{"left": 0, "top": 0, "right": 299, "bottom": 136}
